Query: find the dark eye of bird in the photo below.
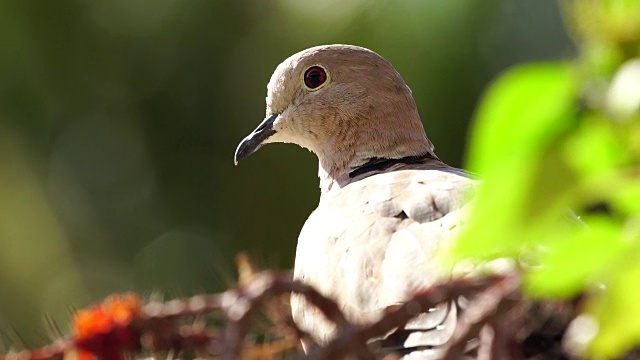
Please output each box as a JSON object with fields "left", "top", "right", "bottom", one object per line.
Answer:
{"left": 304, "top": 66, "right": 327, "bottom": 89}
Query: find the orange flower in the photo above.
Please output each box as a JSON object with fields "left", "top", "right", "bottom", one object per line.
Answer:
{"left": 72, "top": 293, "right": 142, "bottom": 360}
{"left": 74, "top": 306, "right": 112, "bottom": 342}
{"left": 103, "top": 293, "right": 141, "bottom": 327}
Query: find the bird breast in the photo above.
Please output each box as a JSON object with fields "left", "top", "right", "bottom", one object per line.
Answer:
{"left": 291, "top": 169, "right": 477, "bottom": 344}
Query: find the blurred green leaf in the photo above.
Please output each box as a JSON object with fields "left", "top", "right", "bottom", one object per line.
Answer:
{"left": 588, "top": 257, "right": 640, "bottom": 357}
{"left": 455, "top": 63, "right": 578, "bottom": 258}
{"left": 451, "top": 1, "right": 640, "bottom": 357}
{"left": 524, "top": 217, "right": 626, "bottom": 297}
{"left": 563, "top": 0, "right": 640, "bottom": 85}
{"left": 563, "top": 117, "right": 630, "bottom": 179}
{"left": 466, "top": 63, "right": 577, "bottom": 174}
{"left": 564, "top": 0, "right": 640, "bottom": 49}
{"left": 612, "top": 179, "right": 640, "bottom": 214}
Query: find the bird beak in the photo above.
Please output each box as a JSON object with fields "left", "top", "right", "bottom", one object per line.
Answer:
{"left": 234, "top": 113, "right": 279, "bottom": 165}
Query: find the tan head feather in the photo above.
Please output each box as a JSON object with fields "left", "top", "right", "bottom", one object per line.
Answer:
{"left": 236, "top": 45, "right": 436, "bottom": 192}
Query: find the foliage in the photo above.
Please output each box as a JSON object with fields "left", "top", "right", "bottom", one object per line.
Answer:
{"left": 454, "top": 0, "right": 640, "bottom": 357}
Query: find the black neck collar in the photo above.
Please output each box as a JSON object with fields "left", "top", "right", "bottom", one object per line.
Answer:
{"left": 348, "top": 153, "right": 436, "bottom": 178}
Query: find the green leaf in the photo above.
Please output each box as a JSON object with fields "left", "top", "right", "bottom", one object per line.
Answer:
{"left": 455, "top": 63, "right": 578, "bottom": 259}
{"left": 524, "top": 217, "right": 626, "bottom": 297}
{"left": 466, "top": 63, "right": 577, "bottom": 174}
{"left": 564, "top": 117, "right": 630, "bottom": 179}
{"left": 588, "top": 259, "right": 640, "bottom": 357}
{"left": 612, "top": 180, "right": 640, "bottom": 215}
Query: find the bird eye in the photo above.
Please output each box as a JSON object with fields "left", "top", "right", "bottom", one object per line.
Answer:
{"left": 303, "top": 66, "right": 328, "bottom": 90}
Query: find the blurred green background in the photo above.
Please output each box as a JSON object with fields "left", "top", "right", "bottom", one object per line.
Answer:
{"left": 0, "top": 0, "right": 573, "bottom": 345}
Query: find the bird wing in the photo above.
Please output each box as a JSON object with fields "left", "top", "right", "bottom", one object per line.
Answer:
{"left": 291, "top": 165, "right": 477, "bottom": 357}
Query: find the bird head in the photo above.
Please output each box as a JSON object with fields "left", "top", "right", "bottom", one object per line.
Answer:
{"left": 234, "top": 45, "right": 436, "bottom": 191}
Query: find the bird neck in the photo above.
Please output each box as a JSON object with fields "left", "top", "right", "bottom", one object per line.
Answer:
{"left": 316, "top": 128, "right": 435, "bottom": 193}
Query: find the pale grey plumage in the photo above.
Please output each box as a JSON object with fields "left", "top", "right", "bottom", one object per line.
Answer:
{"left": 235, "top": 45, "right": 477, "bottom": 359}
{"left": 293, "top": 163, "right": 476, "bottom": 359}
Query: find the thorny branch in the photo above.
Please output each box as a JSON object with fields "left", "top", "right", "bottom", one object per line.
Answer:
{"left": 0, "top": 267, "right": 584, "bottom": 360}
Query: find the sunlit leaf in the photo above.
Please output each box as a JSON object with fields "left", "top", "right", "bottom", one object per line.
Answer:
{"left": 565, "top": 0, "right": 640, "bottom": 49}
{"left": 455, "top": 63, "right": 578, "bottom": 259}
{"left": 588, "top": 259, "right": 640, "bottom": 357}
{"left": 524, "top": 217, "right": 626, "bottom": 297}
{"left": 466, "top": 63, "right": 577, "bottom": 174}
{"left": 564, "top": 117, "right": 630, "bottom": 178}
{"left": 612, "top": 180, "right": 640, "bottom": 215}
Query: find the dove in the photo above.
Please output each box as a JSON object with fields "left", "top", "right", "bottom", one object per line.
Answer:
{"left": 234, "top": 45, "right": 477, "bottom": 359}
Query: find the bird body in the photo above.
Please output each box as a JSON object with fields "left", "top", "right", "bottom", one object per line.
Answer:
{"left": 235, "top": 45, "right": 475, "bottom": 358}
{"left": 294, "top": 165, "right": 476, "bottom": 355}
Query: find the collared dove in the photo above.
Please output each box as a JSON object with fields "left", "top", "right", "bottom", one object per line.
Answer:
{"left": 234, "top": 45, "right": 477, "bottom": 359}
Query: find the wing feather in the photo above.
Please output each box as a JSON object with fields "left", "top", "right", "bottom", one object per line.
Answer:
{"left": 292, "top": 168, "right": 477, "bottom": 355}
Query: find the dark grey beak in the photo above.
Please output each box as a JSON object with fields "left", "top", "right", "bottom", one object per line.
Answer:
{"left": 234, "top": 113, "right": 279, "bottom": 165}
